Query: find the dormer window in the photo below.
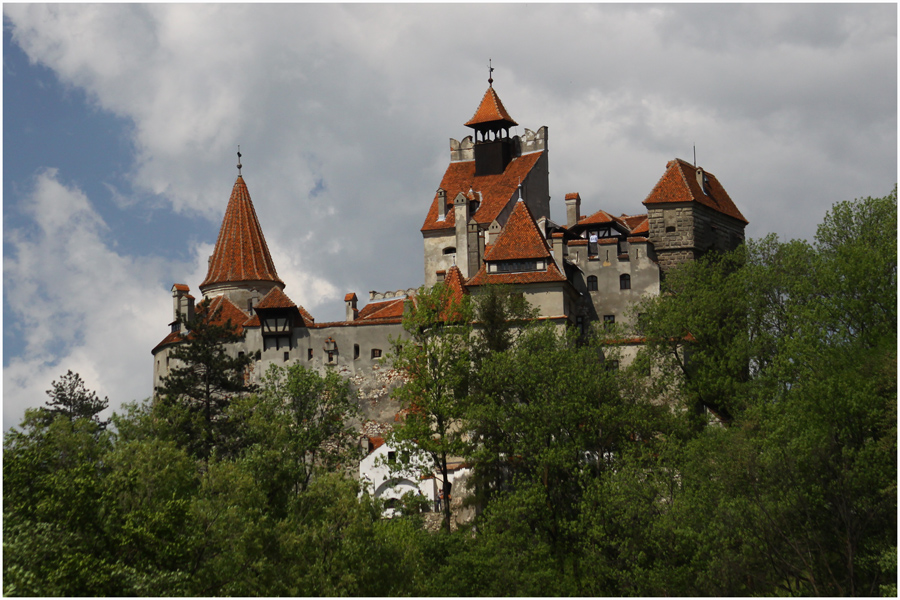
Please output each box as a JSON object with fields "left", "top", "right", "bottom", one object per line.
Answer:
{"left": 262, "top": 316, "right": 291, "bottom": 334}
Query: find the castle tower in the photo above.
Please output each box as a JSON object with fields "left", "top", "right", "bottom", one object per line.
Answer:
{"left": 421, "top": 74, "right": 550, "bottom": 286}
{"left": 199, "top": 172, "right": 285, "bottom": 311}
{"left": 643, "top": 158, "right": 748, "bottom": 276}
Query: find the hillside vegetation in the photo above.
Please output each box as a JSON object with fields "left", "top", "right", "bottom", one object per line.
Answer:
{"left": 4, "top": 189, "right": 896, "bottom": 596}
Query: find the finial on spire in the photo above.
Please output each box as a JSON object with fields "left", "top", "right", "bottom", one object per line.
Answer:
{"left": 237, "top": 145, "right": 243, "bottom": 176}
{"left": 488, "top": 58, "right": 494, "bottom": 87}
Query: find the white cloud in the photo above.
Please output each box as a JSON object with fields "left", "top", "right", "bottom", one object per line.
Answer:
{"left": 3, "top": 170, "right": 177, "bottom": 429}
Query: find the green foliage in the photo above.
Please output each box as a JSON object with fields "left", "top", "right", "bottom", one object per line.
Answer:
{"left": 229, "top": 363, "right": 360, "bottom": 514}
{"left": 4, "top": 190, "right": 895, "bottom": 596}
{"left": 41, "top": 370, "right": 109, "bottom": 429}
{"left": 155, "top": 305, "right": 255, "bottom": 460}
{"left": 391, "top": 281, "right": 473, "bottom": 532}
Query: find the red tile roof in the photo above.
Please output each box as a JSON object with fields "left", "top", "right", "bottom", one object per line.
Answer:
{"left": 357, "top": 298, "right": 406, "bottom": 321}
{"left": 255, "top": 287, "right": 314, "bottom": 327}
{"left": 464, "top": 86, "right": 518, "bottom": 129}
{"left": 443, "top": 265, "right": 469, "bottom": 304}
{"left": 643, "top": 159, "right": 747, "bottom": 223}
{"left": 578, "top": 208, "right": 627, "bottom": 228}
{"left": 152, "top": 295, "right": 249, "bottom": 353}
{"left": 483, "top": 200, "right": 552, "bottom": 262}
{"left": 200, "top": 176, "right": 284, "bottom": 290}
{"left": 421, "top": 152, "right": 544, "bottom": 232}
{"left": 200, "top": 295, "right": 251, "bottom": 335}
{"left": 628, "top": 216, "right": 649, "bottom": 235}
{"left": 172, "top": 283, "right": 190, "bottom": 292}
{"left": 344, "top": 292, "right": 357, "bottom": 302}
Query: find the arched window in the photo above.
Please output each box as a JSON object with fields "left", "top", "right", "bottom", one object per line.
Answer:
{"left": 587, "top": 275, "right": 598, "bottom": 291}
{"left": 443, "top": 247, "right": 456, "bottom": 255}
{"left": 620, "top": 274, "right": 631, "bottom": 290}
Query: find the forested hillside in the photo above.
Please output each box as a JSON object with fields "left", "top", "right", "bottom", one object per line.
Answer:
{"left": 4, "top": 190, "right": 895, "bottom": 596}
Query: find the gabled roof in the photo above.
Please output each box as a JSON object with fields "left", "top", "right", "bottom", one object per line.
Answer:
{"left": 464, "top": 86, "right": 518, "bottom": 129}
{"left": 200, "top": 176, "right": 284, "bottom": 290}
{"left": 443, "top": 265, "right": 469, "bottom": 305}
{"left": 254, "top": 287, "right": 314, "bottom": 326}
{"left": 483, "top": 200, "right": 552, "bottom": 262}
{"left": 577, "top": 208, "right": 628, "bottom": 229}
{"left": 643, "top": 159, "right": 747, "bottom": 224}
{"left": 421, "top": 152, "right": 544, "bottom": 232}
{"left": 468, "top": 201, "right": 566, "bottom": 287}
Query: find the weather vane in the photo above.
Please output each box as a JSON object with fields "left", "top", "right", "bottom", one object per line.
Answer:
{"left": 237, "top": 145, "right": 242, "bottom": 176}
{"left": 488, "top": 58, "right": 494, "bottom": 87}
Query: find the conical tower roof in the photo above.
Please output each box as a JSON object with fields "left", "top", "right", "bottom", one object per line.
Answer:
{"left": 200, "top": 176, "right": 284, "bottom": 291}
{"left": 465, "top": 85, "right": 518, "bottom": 130}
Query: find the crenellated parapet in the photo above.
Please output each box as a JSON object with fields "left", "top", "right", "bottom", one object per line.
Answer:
{"left": 515, "top": 126, "right": 548, "bottom": 155}
{"left": 368, "top": 288, "right": 418, "bottom": 301}
{"left": 449, "top": 126, "right": 547, "bottom": 163}
{"left": 450, "top": 136, "right": 475, "bottom": 162}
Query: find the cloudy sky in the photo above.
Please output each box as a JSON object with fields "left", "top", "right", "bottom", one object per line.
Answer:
{"left": 3, "top": 4, "right": 896, "bottom": 429}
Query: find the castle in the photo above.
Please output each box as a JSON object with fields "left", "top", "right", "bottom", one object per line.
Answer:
{"left": 152, "top": 80, "right": 747, "bottom": 396}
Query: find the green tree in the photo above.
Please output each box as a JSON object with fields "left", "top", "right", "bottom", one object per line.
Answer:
{"left": 41, "top": 370, "right": 109, "bottom": 429}
{"left": 229, "top": 363, "right": 360, "bottom": 516}
{"left": 155, "top": 302, "right": 255, "bottom": 460}
{"left": 391, "top": 281, "right": 473, "bottom": 532}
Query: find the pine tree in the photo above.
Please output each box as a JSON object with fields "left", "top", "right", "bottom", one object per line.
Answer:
{"left": 155, "top": 301, "right": 255, "bottom": 460}
{"left": 43, "top": 370, "right": 109, "bottom": 429}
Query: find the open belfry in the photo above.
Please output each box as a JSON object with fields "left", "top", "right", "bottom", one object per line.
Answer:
{"left": 152, "top": 76, "right": 747, "bottom": 405}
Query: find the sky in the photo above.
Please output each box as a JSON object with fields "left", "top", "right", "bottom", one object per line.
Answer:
{"left": 3, "top": 4, "right": 897, "bottom": 430}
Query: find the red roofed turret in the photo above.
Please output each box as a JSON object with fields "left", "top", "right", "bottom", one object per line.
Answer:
{"left": 200, "top": 175, "right": 284, "bottom": 297}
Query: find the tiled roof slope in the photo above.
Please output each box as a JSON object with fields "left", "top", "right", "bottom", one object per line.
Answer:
{"left": 255, "top": 287, "right": 314, "bottom": 326}
{"left": 200, "top": 176, "right": 284, "bottom": 289}
{"left": 483, "top": 200, "right": 552, "bottom": 261}
{"left": 152, "top": 295, "right": 248, "bottom": 353}
{"left": 578, "top": 208, "right": 627, "bottom": 228}
{"left": 421, "top": 152, "right": 544, "bottom": 232}
{"left": 643, "top": 159, "right": 747, "bottom": 223}
{"left": 443, "top": 265, "right": 469, "bottom": 304}
{"left": 465, "top": 86, "right": 518, "bottom": 128}
{"left": 357, "top": 298, "right": 406, "bottom": 321}
{"left": 468, "top": 201, "right": 565, "bottom": 287}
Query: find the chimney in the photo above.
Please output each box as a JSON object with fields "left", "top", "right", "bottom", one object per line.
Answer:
{"left": 345, "top": 293, "right": 358, "bottom": 321}
{"left": 454, "top": 192, "right": 471, "bottom": 277}
{"left": 551, "top": 232, "right": 566, "bottom": 272}
{"left": 565, "top": 193, "right": 581, "bottom": 228}
{"left": 696, "top": 167, "right": 708, "bottom": 195}
{"left": 171, "top": 284, "right": 191, "bottom": 321}
{"left": 437, "top": 188, "right": 447, "bottom": 221}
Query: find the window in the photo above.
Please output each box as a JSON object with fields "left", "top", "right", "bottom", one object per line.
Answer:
{"left": 308, "top": 348, "right": 313, "bottom": 361}
{"left": 388, "top": 451, "right": 397, "bottom": 462}
{"left": 587, "top": 275, "right": 598, "bottom": 291}
{"left": 283, "top": 351, "right": 289, "bottom": 362}
{"left": 620, "top": 274, "right": 631, "bottom": 290}
{"left": 603, "top": 315, "right": 616, "bottom": 328}
{"left": 327, "top": 350, "right": 336, "bottom": 364}
{"left": 371, "top": 348, "right": 382, "bottom": 359}
{"left": 443, "top": 247, "right": 456, "bottom": 255}
{"left": 354, "top": 344, "right": 360, "bottom": 360}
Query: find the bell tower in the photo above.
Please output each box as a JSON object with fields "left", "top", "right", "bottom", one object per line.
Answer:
{"left": 465, "top": 62, "right": 519, "bottom": 177}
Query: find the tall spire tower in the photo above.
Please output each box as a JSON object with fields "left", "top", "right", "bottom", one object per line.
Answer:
{"left": 199, "top": 153, "right": 284, "bottom": 309}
